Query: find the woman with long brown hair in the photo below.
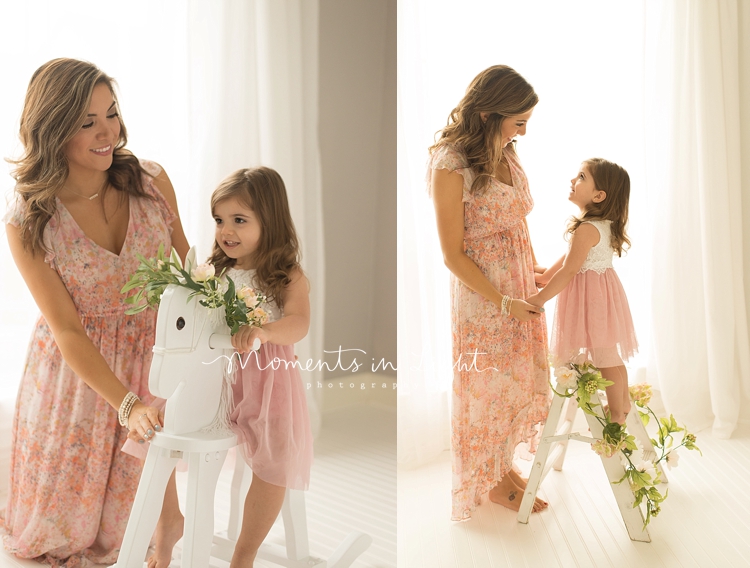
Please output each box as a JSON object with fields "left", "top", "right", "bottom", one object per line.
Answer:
{"left": 427, "top": 65, "right": 551, "bottom": 520}
{"left": 3, "top": 58, "right": 187, "bottom": 566}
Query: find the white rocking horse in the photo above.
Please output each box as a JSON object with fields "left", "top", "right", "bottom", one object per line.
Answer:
{"left": 112, "top": 248, "right": 372, "bottom": 568}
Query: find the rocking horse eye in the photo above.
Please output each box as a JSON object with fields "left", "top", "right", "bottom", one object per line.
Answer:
{"left": 176, "top": 317, "right": 186, "bottom": 330}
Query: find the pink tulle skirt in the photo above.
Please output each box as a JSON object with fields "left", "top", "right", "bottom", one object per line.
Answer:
{"left": 551, "top": 268, "right": 638, "bottom": 368}
{"left": 230, "top": 343, "right": 313, "bottom": 490}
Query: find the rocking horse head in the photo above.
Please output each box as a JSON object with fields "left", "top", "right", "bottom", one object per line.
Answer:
{"left": 148, "top": 249, "right": 234, "bottom": 435}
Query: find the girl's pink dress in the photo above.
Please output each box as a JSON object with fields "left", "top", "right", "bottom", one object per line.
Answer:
{"left": 225, "top": 268, "right": 313, "bottom": 490}
{"left": 551, "top": 220, "right": 638, "bottom": 368}
{"left": 427, "top": 144, "right": 550, "bottom": 521}
{"left": 1, "top": 161, "right": 174, "bottom": 567}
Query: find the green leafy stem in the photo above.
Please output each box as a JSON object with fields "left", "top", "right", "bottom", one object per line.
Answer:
{"left": 552, "top": 362, "right": 701, "bottom": 527}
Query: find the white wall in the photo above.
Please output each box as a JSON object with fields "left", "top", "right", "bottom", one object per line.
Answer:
{"left": 318, "top": 0, "right": 397, "bottom": 378}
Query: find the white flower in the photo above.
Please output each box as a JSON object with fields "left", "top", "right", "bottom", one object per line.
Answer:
{"left": 236, "top": 285, "right": 253, "bottom": 300}
{"left": 554, "top": 367, "right": 578, "bottom": 391}
{"left": 191, "top": 263, "right": 215, "bottom": 282}
{"left": 635, "top": 460, "right": 657, "bottom": 482}
{"left": 571, "top": 352, "right": 590, "bottom": 366}
{"left": 666, "top": 451, "right": 680, "bottom": 470}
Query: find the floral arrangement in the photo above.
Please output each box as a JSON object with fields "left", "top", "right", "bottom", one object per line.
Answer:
{"left": 120, "top": 244, "right": 268, "bottom": 334}
{"left": 552, "top": 360, "right": 701, "bottom": 527}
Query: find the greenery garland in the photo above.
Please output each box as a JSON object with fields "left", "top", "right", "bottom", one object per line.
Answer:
{"left": 552, "top": 360, "right": 702, "bottom": 527}
{"left": 120, "top": 244, "right": 268, "bottom": 334}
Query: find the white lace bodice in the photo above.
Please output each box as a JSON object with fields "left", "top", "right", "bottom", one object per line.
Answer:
{"left": 225, "top": 268, "right": 283, "bottom": 323}
{"left": 578, "top": 220, "right": 614, "bottom": 274}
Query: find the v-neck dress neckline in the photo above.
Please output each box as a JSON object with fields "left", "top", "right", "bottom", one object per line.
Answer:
{"left": 55, "top": 194, "right": 133, "bottom": 258}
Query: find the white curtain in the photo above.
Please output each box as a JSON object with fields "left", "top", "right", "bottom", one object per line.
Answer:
{"left": 644, "top": 0, "right": 750, "bottom": 438}
{"left": 396, "top": 0, "right": 453, "bottom": 467}
{"left": 183, "top": 0, "right": 324, "bottom": 435}
{"left": 0, "top": 0, "right": 324, "bottom": 490}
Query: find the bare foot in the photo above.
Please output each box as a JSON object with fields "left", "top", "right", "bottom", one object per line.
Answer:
{"left": 489, "top": 476, "right": 546, "bottom": 512}
{"left": 507, "top": 469, "right": 548, "bottom": 509}
{"left": 229, "top": 545, "right": 256, "bottom": 568}
{"left": 147, "top": 513, "right": 184, "bottom": 568}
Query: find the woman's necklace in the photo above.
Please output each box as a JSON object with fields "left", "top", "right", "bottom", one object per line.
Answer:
{"left": 63, "top": 186, "right": 100, "bottom": 200}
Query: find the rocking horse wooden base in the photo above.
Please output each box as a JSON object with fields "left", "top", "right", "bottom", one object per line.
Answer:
{"left": 112, "top": 430, "right": 373, "bottom": 568}
{"left": 516, "top": 391, "right": 668, "bottom": 543}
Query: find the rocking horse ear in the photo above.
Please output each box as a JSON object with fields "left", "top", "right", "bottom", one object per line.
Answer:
{"left": 185, "top": 247, "right": 197, "bottom": 272}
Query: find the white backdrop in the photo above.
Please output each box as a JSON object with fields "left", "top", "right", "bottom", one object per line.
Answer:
{"left": 397, "top": 0, "right": 650, "bottom": 466}
{"left": 0, "top": 0, "right": 325, "bottom": 434}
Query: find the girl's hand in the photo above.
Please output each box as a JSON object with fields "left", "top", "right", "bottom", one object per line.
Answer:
{"left": 231, "top": 325, "right": 269, "bottom": 353}
{"left": 526, "top": 293, "right": 545, "bottom": 308}
{"left": 508, "top": 298, "right": 544, "bottom": 322}
{"left": 127, "top": 401, "right": 164, "bottom": 444}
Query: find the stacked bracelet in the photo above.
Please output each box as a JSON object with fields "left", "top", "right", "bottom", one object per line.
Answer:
{"left": 118, "top": 392, "right": 140, "bottom": 427}
{"left": 501, "top": 295, "right": 512, "bottom": 317}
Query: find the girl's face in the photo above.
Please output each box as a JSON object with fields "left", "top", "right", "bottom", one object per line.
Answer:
{"left": 64, "top": 82, "right": 121, "bottom": 177}
{"left": 569, "top": 163, "right": 605, "bottom": 211}
{"left": 213, "top": 196, "right": 262, "bottom": 270}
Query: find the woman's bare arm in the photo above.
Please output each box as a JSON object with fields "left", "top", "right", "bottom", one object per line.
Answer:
{"left": 432, "top": 168, "right": 541, "bottom": 321}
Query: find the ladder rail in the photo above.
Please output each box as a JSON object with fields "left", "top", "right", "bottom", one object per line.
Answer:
{"left": 517, "top": 390, "right": 653, "bottom": 542}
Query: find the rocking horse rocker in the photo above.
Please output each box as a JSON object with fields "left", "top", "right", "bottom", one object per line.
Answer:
{"left": 112, "top": 248, "right": 372, "bottom": 568}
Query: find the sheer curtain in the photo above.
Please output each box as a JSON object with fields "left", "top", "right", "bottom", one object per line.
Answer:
{"left": 397, "top": 0, "right": 648, "bottom": 467}
{"left": 0, "top": 0, "right": 324, "bottom": 485}
{"left": 644, "top": 0, "right": 750, "bottom": 438}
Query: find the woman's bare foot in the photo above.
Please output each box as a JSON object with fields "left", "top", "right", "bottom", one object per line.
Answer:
{"left": 147, "top": 512, "right": 184, "bottom": 568}
{"left": 489, "top": 475, "right": 546, "bottom": 512}
{"left": 507, "top": 469, "right": 548, "bottom": 509}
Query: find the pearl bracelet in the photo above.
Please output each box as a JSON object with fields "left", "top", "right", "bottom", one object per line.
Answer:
{"left": 118, "top": 391, "right": 140, "bottom": 427}
{"left": 501, "top": 295, "right": 512, "bottom": 317}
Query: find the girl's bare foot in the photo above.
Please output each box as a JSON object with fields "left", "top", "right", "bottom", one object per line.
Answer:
{"left": 489, "top": 475, "right": 546, "bottom": 512}
{"left": 229, "top": 545, "right": 256, "bottom": 568}
{"left": 147, "top": 512, "right": 184, "bottom": 568}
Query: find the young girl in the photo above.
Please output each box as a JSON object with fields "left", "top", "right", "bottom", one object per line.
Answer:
{"left": 527, "top": 158, "right": 638, "bottom": 424}
{"left": 209, "top": 166, "right": 313, "bottom": 567}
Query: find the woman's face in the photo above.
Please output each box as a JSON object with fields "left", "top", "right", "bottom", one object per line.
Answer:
{"left": 64, "top": 82, "right": 121, "bottom": 176}
{"left": 499, "top": 109, "right": 533, "bottom": 147}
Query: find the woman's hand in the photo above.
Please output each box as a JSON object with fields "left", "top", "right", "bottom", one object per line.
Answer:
{"left": 534, "top": 272, "right": 549, "bottom": 288}
{"left": 231, "top": 325, "right": 269, "bottom": 353}
{"left": 127, "top": 402, "right": 164, "bottom": 444}
{"left": 507, "top": 298, "right": 544, "bottom": 322}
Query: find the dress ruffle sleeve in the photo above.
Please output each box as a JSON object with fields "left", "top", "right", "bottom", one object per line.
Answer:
{"left": 3, "top": 194, "right": 59, "bottom": 269}
{"left": 426, "top": 144, "right": 475, "bottom": 203}
{"left": 139, "top": 160, "right": 178, "bottom": 233}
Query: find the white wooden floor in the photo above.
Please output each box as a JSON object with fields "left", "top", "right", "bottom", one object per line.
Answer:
{"left": 0, "top": 403, "right": 396, "bottom": 568}
{"left": 398, "top": 404, "right": 750, "bottom": 568}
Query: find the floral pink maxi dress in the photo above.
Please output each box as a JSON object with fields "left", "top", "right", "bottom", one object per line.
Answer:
{"left": 1, "top": 161, "right": 175, "bottom": 566}
{"left": 428, "top": 144, "right": 550, "bottom": 521}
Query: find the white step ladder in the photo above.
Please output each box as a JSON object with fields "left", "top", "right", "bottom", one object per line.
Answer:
{"left": 516, "top": 391, "right": 668, "bottom": 542}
